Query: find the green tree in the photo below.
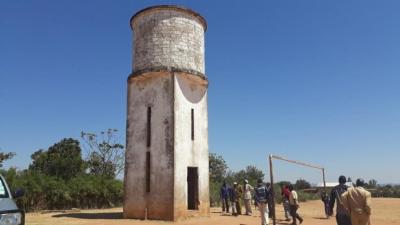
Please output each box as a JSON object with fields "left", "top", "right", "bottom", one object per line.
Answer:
{"left": 209, "top": 153, "right": 228, "bottom": 183}
{"left": 234, "top": 165, "right": 264, "bottom": 186}
{"left": 294, "top": 179, "right": 311, "bottom": 190}
{"left": 208, "top": 153, "right": 229, "bottom": 207}
{"left": 0, "top": 151, "right": 15, "bottom": 168}
{"left": 277, "top": 181, "right": 291, "bottom": 188}
{"left": 367, "top": 179, "right": 378, "bottom": 188}
{"left": 81, "top": 129, "right": 124, "bottom": 178}
{"left": 29, "top": 138, "right": 85, "bottom": 180}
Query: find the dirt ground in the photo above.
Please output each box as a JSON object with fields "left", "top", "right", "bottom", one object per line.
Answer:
{"left": 26, "top": 198, "right": 400, "bottom": 225}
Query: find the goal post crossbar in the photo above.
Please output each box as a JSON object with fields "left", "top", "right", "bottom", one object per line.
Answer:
{"left": 268, "top": 154, "right": 327, "bottom": 225}
{"left": 270, "top": 155, "right": 324, "bottom": 170}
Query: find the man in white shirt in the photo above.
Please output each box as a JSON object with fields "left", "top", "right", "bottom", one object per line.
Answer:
{"left": 243, "top": 179, "right": 254, "bottom": 215}
{"left": 289, "top": 184, "right": 303, "bottom": 225}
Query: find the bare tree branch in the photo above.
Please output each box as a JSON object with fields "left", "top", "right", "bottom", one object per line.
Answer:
{"left": 81, "top": 129, "right": 125, "bottom": 178}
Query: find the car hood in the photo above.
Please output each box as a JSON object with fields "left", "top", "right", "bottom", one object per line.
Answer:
{"left": 0, "top": 198, "right": 18, "bottom": 211}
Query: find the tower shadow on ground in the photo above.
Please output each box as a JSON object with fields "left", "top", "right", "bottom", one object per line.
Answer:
{"left": 52, "top": 212, "right": 123, "bottom": 219}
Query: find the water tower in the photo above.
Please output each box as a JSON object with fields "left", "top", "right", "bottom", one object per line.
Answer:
{"left": 124, "top": 5, "right": 209, "bottom": 221}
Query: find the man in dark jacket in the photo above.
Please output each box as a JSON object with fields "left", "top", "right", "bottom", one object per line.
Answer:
{"left": 255, "top": 179, "right": 270, "bottom": 225}
{"left": 220, "top": 181, "right": 230, "bottom": 214}
{"left": 321, "top": 191, "right": 332, "bottom": 218}
{"left": 329, "top": 175, "right": 351, "bottom": 225}
{"left": 228, "top": 184, "right": 237, "bottom": 216}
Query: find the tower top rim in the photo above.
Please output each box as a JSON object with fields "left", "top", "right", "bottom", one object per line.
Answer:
{"left": 130, "top": 5, "right": 207, "bottom": 31}
{"left": 128, "top": 66, "right": 207, "bottom": 82}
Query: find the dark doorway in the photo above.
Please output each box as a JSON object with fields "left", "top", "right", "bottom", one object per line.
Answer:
{"left": 187, "top": 167, "right": 199, "bottom": 210}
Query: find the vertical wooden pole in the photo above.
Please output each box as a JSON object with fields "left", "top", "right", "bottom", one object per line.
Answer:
{"left": 269, "top": 155, "right": 276, "bottom": 225}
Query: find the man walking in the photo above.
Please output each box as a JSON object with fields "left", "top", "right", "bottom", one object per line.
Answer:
{"left": 321, "top": 191, "right": 331, "bottom": 218}
{"left": 281, "top": 185, "right": 291, "bottom": 221}
{"left": 289, "top": 184, "right": 303, "bottom": 225}
{"left": 329, "top": 175, "right": 351, "bottom": 225}
{"left": 255, "top": 179, "right": 270, "bottom": 225}
{"left": 229, "top": 184, "right": 237, "bottom": 216}
{"left": 220, "top": 181, "right": 230, "bottom": 214}
{"left": 233, "top": 182, "right": 243, "bottom": 215}
{"left": 243, "top": 179, "right": 254, "bottom": 215}
{"left": 341, "top": 178, "right": 371, "bottom": 225}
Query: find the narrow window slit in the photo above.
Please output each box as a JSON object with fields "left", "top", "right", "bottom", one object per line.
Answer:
{"left": 147, "top": 107, "right": 151, "bottom": 147}
{"left": 191, "top": 108, "right": 194, "bottom": 140}
{"left": 146, "top": 151, "right": 150, "bottom": 192}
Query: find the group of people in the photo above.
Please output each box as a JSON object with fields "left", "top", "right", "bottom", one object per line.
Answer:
{"left": 220, "top": 179, "right": 303, "bottom": 225}
{"left": 220, "top": 175, "right": 372, "bottom": 225}
{"left": 220, "top": 179, "right": 259, "bottom": 217}
{"left": 329, "top": 176, "right": 372, "bottom": 225}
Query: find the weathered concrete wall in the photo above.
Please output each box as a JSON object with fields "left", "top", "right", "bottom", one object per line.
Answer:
{"left": 173, "top": 73, "right": 209, "bottom": 219}
{"left": 124, "top": 72, "right": 209, "bottom": 221}
{"left": 124, "top": 72, "right": 174, "bottom": 220}
{"left": 131, "top": 7, "right": 205, "bottom": 74}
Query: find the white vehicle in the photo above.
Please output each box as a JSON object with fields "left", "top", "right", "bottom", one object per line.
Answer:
{"left": 0, "top": 175, "right": 24, "bottom": 225}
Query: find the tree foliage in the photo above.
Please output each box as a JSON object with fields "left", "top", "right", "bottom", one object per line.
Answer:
{"left": 81, "top": 129, "right": 124, "bottom": 178}
{"left": 232, "top": 165, "right": 265, "bottom": 187}
{"left": 367, "top": 179, "right": 378, "bottom": 188}
{"left": 364, "top": 179, "right": 400, "bottom": 198}
{"left": 0, "top": 151, "right": 15, "bottom": 168}
{"left": 209, "top": 153, "right": 228, "bottom": 184}
{"left": 294, "top": 179, "right": 311, "bottom": 190}
{"left": 208, "top": 153, "right": 265, "bottom": 206}
{"left": 29, "top": 138, "right": 85, "bottom": 180}
{"left": 1, "top": 168, "right": 123, "bottom": 211}
{"left": 1, "top": 135, "right": 124, "bottom": 211}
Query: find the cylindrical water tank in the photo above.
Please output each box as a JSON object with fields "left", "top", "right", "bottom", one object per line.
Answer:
{"left": 130, "top": 5, "right": 207, "bottom": 76}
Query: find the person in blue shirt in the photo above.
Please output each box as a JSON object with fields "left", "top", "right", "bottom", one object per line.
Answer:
{"left": 220, "top": 181, "right": 230, "bottom": 214}
{"left": 255, "top": 179, "right": 270, "bottom": 225}
{"left": 228, "top": 182, "right": 237, "bottom": 216}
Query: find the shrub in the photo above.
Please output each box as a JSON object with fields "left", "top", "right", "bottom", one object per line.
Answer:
{"left": 1, "top": 169, "right": 123, "bottom": 211}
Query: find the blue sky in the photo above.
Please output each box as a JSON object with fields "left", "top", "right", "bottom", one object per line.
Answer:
{"left": 1, "top": 0, "right": 399, "bottom": 184}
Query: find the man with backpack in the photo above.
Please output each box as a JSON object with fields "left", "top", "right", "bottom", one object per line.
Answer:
{"left": 255, "top": 179, "right": 270, "bottom": 225}
{"left": 329, "top": 175, "right": 351, "bottom": 225}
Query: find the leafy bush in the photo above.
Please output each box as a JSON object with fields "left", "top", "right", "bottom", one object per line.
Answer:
{"left": 297, "top": 191, "right": 320, "bottom": 202}
{"left": 209, "top": 181, "right": 221, "bottom": 207}
{"left": 1, "top": 168, "right": 123, "bottom": 211}
{"left": 0, "top": 137, "right": 125, "bottom": 211}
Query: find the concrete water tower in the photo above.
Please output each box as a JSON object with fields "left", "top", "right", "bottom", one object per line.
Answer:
{"left": 123, "top": 5, "right": 209, "bottom": 221}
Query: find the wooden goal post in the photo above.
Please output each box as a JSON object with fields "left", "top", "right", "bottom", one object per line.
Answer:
{"left": 268, "top": 154, "right": 326, "bottom": 225}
